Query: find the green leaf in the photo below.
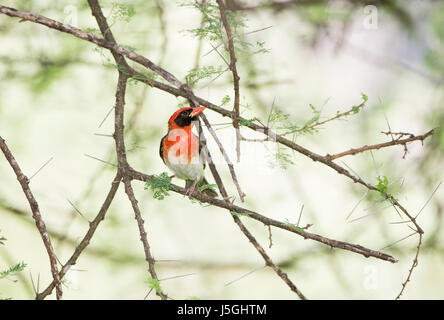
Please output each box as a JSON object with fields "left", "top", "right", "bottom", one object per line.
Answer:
{"left": 376, "top": 175, "right": 389, "bottom": 194}
{"left": 144, "top": 172, "right": 177, "bottom": 200}
{"left": 284, "top": 219, "right": 304, "bottom": 233}
{"left": 199, "top": 183, "right": 217, "bottom": 193}
{"left": 110, "top": 3, "right": 136, "bottom": 23}
{"left": 0, "top": 262, "right": 27, "bottom": 280}
{"left": 221, "top": 95, "right": 231, "bottom": 106}
{"left": 268, "top": 144, "right": 295, "bottom": 169}
{"left": 185, "top": 65, "right": 224, "bottom": 86}
{"left": 238, "top": 117, "right": 260, "bottom": 127}
{"left": 146, "top": 276, "right": 163, "bottom": 295}
{"left": 230, "top": 210, "right": 250, "bottom": 218}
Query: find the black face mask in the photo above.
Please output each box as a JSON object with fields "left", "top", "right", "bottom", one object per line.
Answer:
{"left": 174, "top": 109, "right": 197, "bottom": 127}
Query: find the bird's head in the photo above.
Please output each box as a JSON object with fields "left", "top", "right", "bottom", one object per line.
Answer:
{"left": 167, "top": 106, "right": 206, "bottom": 130}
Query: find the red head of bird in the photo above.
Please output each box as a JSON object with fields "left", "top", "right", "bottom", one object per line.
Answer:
{"left": 167, "top": 106, "right": 206, "bottom": 130}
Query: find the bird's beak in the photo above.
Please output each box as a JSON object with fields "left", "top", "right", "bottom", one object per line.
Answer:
{"left": 190, "top": 107, "right": 206, "bottom": 118}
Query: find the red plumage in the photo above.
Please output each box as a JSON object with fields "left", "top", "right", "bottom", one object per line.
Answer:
{"left": 159, "top": 107, "right": 217, "bottom": 198}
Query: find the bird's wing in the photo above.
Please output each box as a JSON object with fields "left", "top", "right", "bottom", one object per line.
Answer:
{"left": 159, "top": 134, "right": 167, "bottom": 164}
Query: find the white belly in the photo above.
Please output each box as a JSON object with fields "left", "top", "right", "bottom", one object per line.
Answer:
{"left": 166, "top": 153, "right": 204, "bottom": 181}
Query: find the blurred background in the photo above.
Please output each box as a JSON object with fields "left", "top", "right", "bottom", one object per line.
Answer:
{"left": 0, "top": 0, "right": 443, "bottom": 299}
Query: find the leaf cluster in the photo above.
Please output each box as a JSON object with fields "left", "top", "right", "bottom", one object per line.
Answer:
{"left": 0, "top": 262, "right": 27, "bottom": 282}
{"left": 185, "top": 65, "right": 224, "bottom": 86}
{"left": 144, "top": 172, "right": 177, "bottom": 200}
{"left": 146, "top": 276, "right": 163, "bottom": 295}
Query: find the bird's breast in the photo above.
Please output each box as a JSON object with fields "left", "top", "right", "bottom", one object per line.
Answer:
{"left": 162, "top": 128, "right": 204, "bottom": 181}
{"left": 163, "top": 128, "right": 200, "bottom": 166}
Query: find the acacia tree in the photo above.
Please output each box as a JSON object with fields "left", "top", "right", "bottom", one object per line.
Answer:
{"left": 0, "top": 0, "right": 440, "bottom": 299}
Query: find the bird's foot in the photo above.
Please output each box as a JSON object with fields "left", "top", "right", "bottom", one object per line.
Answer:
{"left": 185, "top": 185, "right": 195, "bottom": 198}
{"left": 185, "top": 180, "right": 198, "bottom": 198}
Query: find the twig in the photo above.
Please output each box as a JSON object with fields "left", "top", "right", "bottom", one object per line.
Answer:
{"left": 267, "top": 225, "right": 273, "bottom": 248}
{"left": 396, "top": 233, "right": 422, "bottom": 300}
{"left": 281, "top": 99, "right": 366, "bottom": 137}
{"left": 325, "top": 129, "right": 435, "bottom": 161}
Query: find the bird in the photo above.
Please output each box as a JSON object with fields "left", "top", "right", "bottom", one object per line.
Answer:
{"left": 159, "top": 106, "right": 218, "bottom": 198}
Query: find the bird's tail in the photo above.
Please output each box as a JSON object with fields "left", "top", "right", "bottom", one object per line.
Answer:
{"left": 186, "top": 178, "right": 218, "bottom": 198}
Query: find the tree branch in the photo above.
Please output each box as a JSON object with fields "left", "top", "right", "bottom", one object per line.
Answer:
{"left": 0, "top": 136, "right": 62, "bottom": 299}
{"left": 36, "top": 173, "right": 121, "bottom": 299}
{"left": 86, "top": 0, "right": 166, "bottom": 299}
{"left": 194, "top": 122, "right": 306, "bottom": 298}
{"left": 325, "top": 129, "right": 435, "bottom": 161}
{"left": 216, "top": 0, "right": 242, "bottom": 162}
{"left": 0, "top": 3, "right": 430, "bottom": 298}
{"left": 129, "top": 168, "right": 398, "bottom": 263}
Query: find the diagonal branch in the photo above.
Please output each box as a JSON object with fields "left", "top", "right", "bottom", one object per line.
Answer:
{"left": 129, "top": 168, "right": 397, "bottom": 263}
{"left": 195, "top": 123, "right": 306, "bottom": 298}
{"left": 36, "top": 173, "right": 121, "bottom": 299}
{"left": 0, "top": 5, "right": 182, "bottom": 88}
{"left": 216, "top": 0, "right": 242, "bottom": 163}
{"left": 200, "top": 114, "right": 246, "bottom": 201}
{"left": 86, "top": 0, "right": 166, "bottom": 299}
{"left": 0, "top": 136, "right": 62, "bottom": 299}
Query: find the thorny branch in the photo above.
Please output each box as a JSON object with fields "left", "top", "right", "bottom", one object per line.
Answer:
{"left": 0, "top": 3, "right": 435, "bottom": 299}
{"left": 0, "top": 137, "right": 63, "bottom": 299}
{"left": 195, "top": 127, "right": 307, "bottom": 299}
{"left": 129, "top": 168, "right": 397, "bottom": 263}
{"left": 325, "top": 129, "right": 435, "bottom": 161}
{"left": 216, "top": 0, "right": 242, "bottom": 163}
{"left": 87, "top": 0, "right": 165, "bottom": 300}
{"left": 37, "top": 173, "right": 121, "bottom": 299}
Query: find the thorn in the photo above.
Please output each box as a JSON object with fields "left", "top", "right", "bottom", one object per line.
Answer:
{"left": 159, "top": 273, "right": 196, "bottom": 282}
{"left": 67, "top": 199, "right": 91, "bottom": 223}
{"left": 98, "top": 106, "right": 115, "bottom": 128}
{"left": 29, "top": 156, "right": 54, "bottom": 181}
{"left": 84, "top": 154, "right": 117, "bottom": 167}
{"left": 415, "top": 181, "right": 442, "bottom": 219}
{"left": 346, "top": 190, "right": 369, "bottom": 221}
{"left": 94, "top": 133, "right": 114, "bottom": 138}
{"left": 379, "top": 232, "right": 417, "bottom": 251}
{"left": 224, "top": 266, "right": 266, "bottom": 287}
{"left": 296, "top": 204, "right": 304, "bottom": 227}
